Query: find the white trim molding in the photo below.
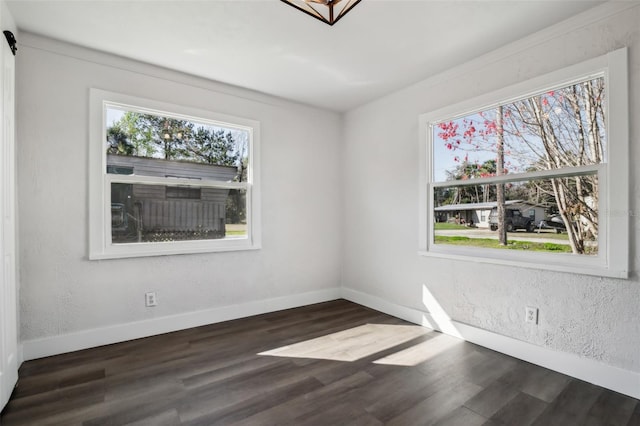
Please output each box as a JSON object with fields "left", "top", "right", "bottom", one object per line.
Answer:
{"left": 20, "top": 287, "right": 640, "bottom": 400}
{"left": 419, "top": 48, "right": 629, "bottom": 279}
{"left": 342, "top": 287, "right": 640, "bottom": 400}
{"left": 89, "top": 89, "right": 262, "bottom": 259}
{"left": 22, "top": 288, "right": 341, "bottom": 361}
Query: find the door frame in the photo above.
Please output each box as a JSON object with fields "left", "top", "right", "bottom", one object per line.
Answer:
{"left": 0, "top": 22, "right": 18, "bottom": 411}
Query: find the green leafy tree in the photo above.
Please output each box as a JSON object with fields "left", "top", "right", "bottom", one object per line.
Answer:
{"left": 133, "top": 115, "right": 193, "bottom": 160}
{"left": 436, "top": 78, "right": 604, "bottom": 253}
{"left": 106, "top": 113, "right": 243, "bottom": 166}
{"left": 106, "top": 126, "right": 134, "bottom": 155}
{"left": 115, "top": 112, "right": 156, "bottom": 157}
{"left": 444, "top": 159, "right": 498, "bottom": 205}
{"left": 185, "top": 128, "right": 239, "bottom": 166}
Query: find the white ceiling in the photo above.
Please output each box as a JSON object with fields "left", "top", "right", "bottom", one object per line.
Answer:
{"left": 7, "top": 0, "right": 605, "bottom": 112}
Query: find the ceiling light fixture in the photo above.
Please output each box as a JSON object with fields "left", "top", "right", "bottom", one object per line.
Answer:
{"left": 281, "top": 0, "right": 362, "bottom": 26}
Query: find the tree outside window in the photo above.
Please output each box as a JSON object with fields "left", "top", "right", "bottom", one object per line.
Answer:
{"left": 432, "top": 77, "right": 604, "bottom": 255}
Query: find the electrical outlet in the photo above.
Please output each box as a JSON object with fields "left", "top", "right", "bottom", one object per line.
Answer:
{"left": 145, "top": 292, "right": 157, "bottom": 307}
{"left": 525, "top": 306, "right": 538, "bottom": 324}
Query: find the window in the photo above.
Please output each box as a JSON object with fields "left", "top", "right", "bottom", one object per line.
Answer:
{"left": 419, "top": 48, "right": 628, "bottom": 278}
{"left": 89, "top": 89, "right": 261, "bottom": 259}
{"left": 165, "top": 186, "right": 201, "bottom": 200}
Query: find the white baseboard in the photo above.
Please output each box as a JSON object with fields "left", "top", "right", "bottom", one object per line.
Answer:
{"left": 22, "top": 287, "right": 341, "bottom": 361}
{"left": 342, "top": 287, "right": 640, "bottom": 400}
{"left": 20, "top": 286, "right": 640, "bottom": 400}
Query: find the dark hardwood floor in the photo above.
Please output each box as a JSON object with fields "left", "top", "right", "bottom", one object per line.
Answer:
{"left": 1, "top": 300, "right": 638, "bottom": 425}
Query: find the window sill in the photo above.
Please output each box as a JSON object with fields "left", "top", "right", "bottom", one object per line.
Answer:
{"left": 89, "top": 239, "right": 260, "bottom": 260}
{"left": 418, "top": 247, "right": 628, "bottom": 279}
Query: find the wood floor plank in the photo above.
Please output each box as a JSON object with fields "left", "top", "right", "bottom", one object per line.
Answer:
{"left": 498, "top": 361, "right": 571, "bottom": 403}
{"left": 180, "top": 354, "right": 283, "bottom": 389}
{"left": 11, "top": 363, "right": 106, "bottom": 399}
{"left": 385, "top": 379, "right": 484, "bottom": 426}
{"left": 124, "top": 409, "right": 182, "bottom": 426}
{"left": 360, "top": 367, "right": 453, "bottom": 422}
{"left": 530, "top": 380, "right": 604, "bottom": 426}
{"left": 83, "top": 393, "right": 182, "bottom": 426}
{"left": 231, "top": 371, "right": 375, "bottom": 426}
{"left": 434, "top": 406, "right": 487, "bottom": 426}
{"left": 627, "top": 402, "right": 640, "bottom": 426}
{"left": 487, "top": 391, "right": 549, "bottom": 426}
{"left": 583, "top": 390, "right": 639, "bottom": 426}
{"left": 1, "top": 300, "right": 637, "bottom": 426}
{"left": 181, "top": 376, "right": 324, "bottom": 426}
{"left": 461, "top": 352, "right": 519, "bottom": 388}
{"left": 294, "top": 401, "right": 384, "bottom": 426}
{"left": 463, "top": 378, "right": 520, "bottom": 418}
{"left": 361, "top": 347, "right": 489, "bottom": 424}
{"left": 0, "top": 380, "right": 105, "bottom": 426}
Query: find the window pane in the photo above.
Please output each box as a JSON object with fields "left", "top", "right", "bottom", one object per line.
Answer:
{"left": 111, "top": 183, "right": 247, "bottom": 243}
{"left": 433, "top": 175, "right": 598, "bottom": 255}
{"left": 106, "top": 154, "right": 239, "bottom": 182}
{"left": 225, "top": 188, "right": 247, "bottom": 238}
{"left": 106, "top": 106, "right": 249, "bottom": 182}
{"left": 432, "top": 77, "right": 606, "bottom": 182}
{"left": 166, "top": 186, "right": 201, "bottom": 199}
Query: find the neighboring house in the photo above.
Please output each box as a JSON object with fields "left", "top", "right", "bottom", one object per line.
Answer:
{"left": 434, "top": 200, "right": 546, "bottom": 228}
{"left": 107, "top": 154, "right": 238, "bottom": 242}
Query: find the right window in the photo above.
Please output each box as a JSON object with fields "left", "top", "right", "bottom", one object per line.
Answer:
{"left": 419, "top": 48, "right": 629, "bottom": 278}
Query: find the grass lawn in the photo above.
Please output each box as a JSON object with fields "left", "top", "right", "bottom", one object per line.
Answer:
{"left": 435, "top": 235, "right": 572, "bottom": 253}
{"left": 513, "top": 230, "right": 569, "bottom": 240}
{"left": 225, "top": 223, "right": 247, "bottom": 236}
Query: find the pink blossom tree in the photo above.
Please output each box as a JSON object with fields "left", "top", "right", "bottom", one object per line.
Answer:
{"left": 435, "top": 78, "right": 605, "bottom": 254}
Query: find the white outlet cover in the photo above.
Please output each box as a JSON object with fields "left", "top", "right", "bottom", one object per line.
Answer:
{"left": 525, "top": 306, "right": 538, "bottom": 324}
{"left": 145, "top": 292, "right": 157, "bottom": 307}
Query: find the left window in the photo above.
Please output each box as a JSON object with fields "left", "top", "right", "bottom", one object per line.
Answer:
{"left": 89, "top": 89, "right": 260, "bottom": 259}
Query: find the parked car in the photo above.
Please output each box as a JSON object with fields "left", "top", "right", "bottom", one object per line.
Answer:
{"left": 489, "top": 207, "right": 535, "bottom": 232}
{"left": 537, "top": 214, "right": 567, "bottom": 234}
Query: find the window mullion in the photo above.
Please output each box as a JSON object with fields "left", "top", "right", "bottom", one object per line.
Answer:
{"left": 432, "top": 163, "right": 602, "bottom": 188}
{"left": 106, "top": 174, "right": 248, "bottom": 190}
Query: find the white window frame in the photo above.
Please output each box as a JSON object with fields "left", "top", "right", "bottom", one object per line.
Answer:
{"left": 89, "top": 89, "right": 261, "bottom": 259}
{"left": 418, "top": 48, "right": 628, "bottom": 278}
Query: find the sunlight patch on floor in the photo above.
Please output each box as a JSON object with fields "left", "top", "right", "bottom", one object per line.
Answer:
{"left": 258, "top": 323, "right": 430, "bottom": 362}
{"left": 373, "top": 333, "right": 462, "bottom": 366}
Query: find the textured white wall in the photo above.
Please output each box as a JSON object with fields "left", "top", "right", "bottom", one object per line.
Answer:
{"left": 342, "top": 5, "right": 640, "bottom": 373}
{"left": 15, "top": 4, "right": 640, "bottom": 379}
{"left": 17, "top": 34, "right": 342, "bottom": 342}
